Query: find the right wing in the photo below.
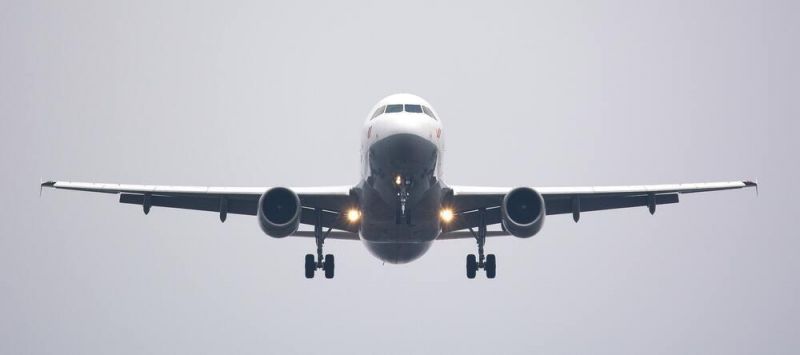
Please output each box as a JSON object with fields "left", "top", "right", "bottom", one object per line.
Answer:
{"left": 41, "top": 180, "right": 360, "bottom": 237}
{"left": 443, "top": 180, "right": 757, "bottom": 236}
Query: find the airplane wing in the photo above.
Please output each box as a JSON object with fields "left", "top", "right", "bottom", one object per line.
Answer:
{"left": 442, "top": 180, "right": 757, "bottom": 236}
{"left": 40, "top": 180, "right": 360, "bottom": 236}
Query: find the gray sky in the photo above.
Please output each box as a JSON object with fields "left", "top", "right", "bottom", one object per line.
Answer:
{"left": 2, "top": 0, "right": 798, "bottom": 354}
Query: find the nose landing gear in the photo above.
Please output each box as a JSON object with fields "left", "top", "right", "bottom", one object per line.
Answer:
{"left": 466, "top": 208, "right": 496, "bottom": 279}
{"left": 305, "top": 208, "right": 335, "bottom": 279}
{"left": 395, "top": 175, "right": 412, "bottom": 225}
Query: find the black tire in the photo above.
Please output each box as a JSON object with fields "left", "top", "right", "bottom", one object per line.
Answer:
{"left": 324, "top": 254, "right": 335, "bottom": 279}
{"left": 466, "top": 254, "right": 477, "bottom": 279}
{"left": 485, "top": 254, "right": 496, "bottom": 279}
{"left": 305, "top": 254, "right": 315, "bottom": 279}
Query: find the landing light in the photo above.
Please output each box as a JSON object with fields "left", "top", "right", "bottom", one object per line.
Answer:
{"left": 346, "top": 209, "right": 361, "bottom": 223}
{"left": 440, "top": 208, "right": 454, "bottom": 223}
{"left": 395, "top": 175, "right": 403, "bottom": 186}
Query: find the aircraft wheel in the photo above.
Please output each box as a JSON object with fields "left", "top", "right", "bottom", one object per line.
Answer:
{"left": 305, "top": 254, "right": 316, "bottom": 279}
{"left": 324, "top": 254, "right": 335, "bottom": 279}
{"left": 466, "top": 254, "right": 477, "bottom": 279}
{"left": 485, "top": 254, "right": 496, "bottom": 279}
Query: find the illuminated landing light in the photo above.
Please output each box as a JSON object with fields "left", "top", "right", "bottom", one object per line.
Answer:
{"left": 440, "top": 208, "right": 454, "bottom": 223}
{"left": 395, "top": 175, "right": 403, "bottom": 186}
{"left": 346, "top": 209, "right": 361, "bottom": 223}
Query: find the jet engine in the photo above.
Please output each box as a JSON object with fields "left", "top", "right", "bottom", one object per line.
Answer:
{"left": 501, "top": 187, "right": 546, "bottom": 238}
{"left": 258, "top": 187, "right": 301, "bottom": 238}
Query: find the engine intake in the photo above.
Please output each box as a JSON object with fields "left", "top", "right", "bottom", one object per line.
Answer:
{"left": 501, "top": 187, "right": 546, "bottom": 238}
{"left": 258, "top": 187, "right": 301, "bottom": 238}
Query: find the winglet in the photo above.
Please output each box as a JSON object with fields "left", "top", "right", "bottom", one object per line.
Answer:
{"left": 744, "top": 179, "right": 758, "bottom": 196}
{"left": 40, "top": 179, "right": 56, "bottom": 197}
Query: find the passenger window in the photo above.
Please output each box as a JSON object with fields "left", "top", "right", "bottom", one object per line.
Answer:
{"left": 422, "top": 106, "right": 436, "bottom": 119}
{"left": 385, "top": 104, "right": 404, "bottom": 113}
{"left": 405, "top": 104, "right": 423, "bottom": 113}
{"left": 371, "top": 105, "right": 385, "bottom": 119}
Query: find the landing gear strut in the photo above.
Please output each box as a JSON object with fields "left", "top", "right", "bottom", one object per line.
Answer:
{"left": 466, "top": 208, "right": 496, "bottom": 279}
{"left": 305, "top": 208, "right": 335, "bottom": 279}
{"left": 395, "top": 175, "right": 412, "bottom": 225}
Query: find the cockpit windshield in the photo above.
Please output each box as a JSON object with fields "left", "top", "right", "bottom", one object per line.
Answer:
{"left": 421, "top": 106, "right": 435, "bottom": 119}
{"left": 404, "top": 104, "right": 422, "bottom": 113}
{"left": 371, "top": 104, "right": 437, "bottom": 120}
{"left": 385, "top": 104, "right": 404, "bottom": 113}
{"left": 371, "top": 105, "right": 385, "bottom": 119}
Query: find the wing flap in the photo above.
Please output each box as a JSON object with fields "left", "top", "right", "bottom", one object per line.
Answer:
{"left": 545, "top": 193, "right": 679, "bottom": 215}
{"left": 119, "top": 194, "right": 258, "bottom": 215}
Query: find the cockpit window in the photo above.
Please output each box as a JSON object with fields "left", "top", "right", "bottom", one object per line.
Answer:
{"left": 376, "top": 103, "right": 437, "bottom": 119}
{"left": 404, "top": 104, "right": 422, "bottom": 113}
{"left": 371, "top": 105, "right": 385, "bottom": 119}
{"left": 385, "top": 104, "right": 404, "bottom": 113}
{"left": 422, "top": 106, "right": 436, "bottom": 119}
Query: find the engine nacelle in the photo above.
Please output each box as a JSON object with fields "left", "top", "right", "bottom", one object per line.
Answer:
{"left": 257, "top": 187, "right": 301, "bottom": 238}
{"left": 501, "top": 187, "right": 546, "bottom": 238}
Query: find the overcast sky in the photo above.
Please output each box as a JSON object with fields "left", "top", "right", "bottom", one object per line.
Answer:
{"left": 1, "top": 0, "right": 798, "bottom": 354}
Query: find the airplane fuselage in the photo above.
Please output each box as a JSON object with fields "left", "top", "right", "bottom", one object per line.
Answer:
{"left": 357, "top": 94, "right": 445, "bottom": 263}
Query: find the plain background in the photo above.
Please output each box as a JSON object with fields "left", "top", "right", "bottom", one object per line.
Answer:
{"left": 2, "top": 0, "right": 798, "bottom": 354}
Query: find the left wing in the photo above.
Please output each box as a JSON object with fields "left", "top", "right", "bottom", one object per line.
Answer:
{"left": 442, "top": 180, "right": 757, "bottom": 236}
{"left": 40, "top": 180, "right": 360, "bottom": 237}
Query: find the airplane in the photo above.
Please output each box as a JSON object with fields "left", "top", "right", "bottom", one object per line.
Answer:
{"left": 41, "top": 93, "right": 758, "bottom": 279}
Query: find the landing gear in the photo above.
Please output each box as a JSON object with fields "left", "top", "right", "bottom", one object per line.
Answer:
{"left": 466, "top": 208, "right": 497, "bottom": 279}
{"left": 324, "top": 254, "right": 335, "bottom": 279}
{"left": 305, "top": 208, "right": 335, "bottom": 279}
{"left": 395, "top": 175, "right": 412, "bottom": 225}
{"left": 485, "top": 254, "right": 496, "bottom": 279}
{"left": 305, "top": 254, "right": 316, "bottom": 279}
{"left": 466, "top": 254, "right": 477, "bottom": 279}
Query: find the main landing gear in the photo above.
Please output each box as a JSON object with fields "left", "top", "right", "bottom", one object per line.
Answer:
{"left": 466, "top": 208, "right": 496, "bottom": 279}
{"left": 305, "top": 208, "right": 335, "bottom": 279}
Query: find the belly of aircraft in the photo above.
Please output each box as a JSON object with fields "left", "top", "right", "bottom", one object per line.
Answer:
{"left": 359, "top": 133, "right": 443, "bottom": 264}
{"left": 359, "top": 184, "right": 443, "bottom": 263}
